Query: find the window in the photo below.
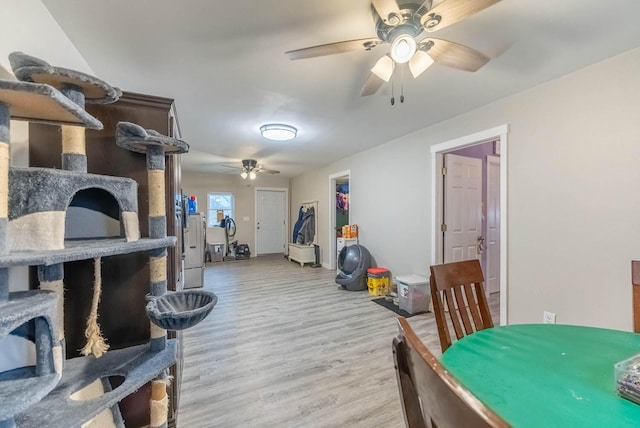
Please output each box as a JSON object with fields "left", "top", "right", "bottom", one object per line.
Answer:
{"left": 208, "top": 192, "right": 234, "bottom": 227}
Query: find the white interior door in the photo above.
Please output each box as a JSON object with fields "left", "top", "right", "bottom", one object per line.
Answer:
{"left": 486, "top": 155, "right": 501, "bottom": 294}
{"left": 256, "top": 190, "right": 286, "bottom": 254}
{"left": 443, "top": 153, "right": 482, "bottom": 263}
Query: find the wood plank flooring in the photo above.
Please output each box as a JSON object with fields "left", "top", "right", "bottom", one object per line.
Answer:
{"left": 178, "top": 255, "right": 499, "bottom": 428}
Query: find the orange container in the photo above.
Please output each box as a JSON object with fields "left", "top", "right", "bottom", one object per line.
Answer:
{"left": 350, "top": 224, "right": 358, "bottom": 238}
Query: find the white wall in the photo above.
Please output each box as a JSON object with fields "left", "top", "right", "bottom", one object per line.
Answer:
{"left": 0, "top": 0, "right": 93, "bottom": 367}
{"left": 292, "top": 47, "right": 640, "bottom": 331}
{"left": 182, "top": 170, "right": 291, "bottom": 255}
{"left": 0, "top": 1, "right": 93, "bottom": 75}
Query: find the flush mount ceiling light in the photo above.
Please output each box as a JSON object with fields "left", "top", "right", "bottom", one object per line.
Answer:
{"left": 260, "top": 124, "right": 297, "bottom": 141}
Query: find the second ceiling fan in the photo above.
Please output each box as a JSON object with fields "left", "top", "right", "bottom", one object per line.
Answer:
{"left": 239, "top": 159, "right": 280, "bottom": 180}
{"left": 285, "top": 0, "right": 501, "bottom": 96}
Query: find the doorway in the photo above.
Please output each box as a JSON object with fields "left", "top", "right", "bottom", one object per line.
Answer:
{"left": 328, "top": 170, "right": 351, "bottom": 270}
{"left": 431, "top": 125, "right": 508, "bottom": 325}
{"left": 255, "top": 188, "right": 288, "bottom": 255}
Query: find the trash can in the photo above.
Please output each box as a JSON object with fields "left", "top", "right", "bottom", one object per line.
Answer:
{"left": 396, "top": 274, "right": 430, "bottom": 314}
{"left": 208, "top": 243, "right": 225, "bottom": 262}
{"left": 367, "top": 267, "right": 390, "bottom": 296}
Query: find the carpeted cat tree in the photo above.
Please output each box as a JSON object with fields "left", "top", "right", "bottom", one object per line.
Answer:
{"left": 0, "top": 52, "right": 217, "bottom": 428}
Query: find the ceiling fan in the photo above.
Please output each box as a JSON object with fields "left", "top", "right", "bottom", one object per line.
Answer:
{"left": 285, "top": 0, "right": 500, "bottom": 97}
{"left": 236, "top": 159, "right": 280, "bottom": 180}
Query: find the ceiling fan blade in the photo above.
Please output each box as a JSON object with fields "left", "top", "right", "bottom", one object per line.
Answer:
{"left": 361, "top": 72, "right": 385, "bottom": 97}
{"left": 285, "top": 38, "right": 380, "bottom": 60}
{"left": 371, "top": 55, "right": 394, "bottom": 82}
{"left": 420, "top": 0, "right": 501, "bottom": 32}
{"left": 424, "top": 38, "right": 489, "bottom": 72}
{"left": 409, "top": 50, "right": 434, "bottom": 78}
{"left": 372, "top": 0, "right": 402, "bottom": 25}
{"left": 256, "top": 167, "right": 280, "bottom": 175}
{"left": 219, "top": 164, "right": 243, "bottom": 171}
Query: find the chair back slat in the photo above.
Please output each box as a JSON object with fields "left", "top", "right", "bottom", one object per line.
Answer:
{"left": 393, "top": 317, "right": 511, "bottom": 428}
{"left": 430, "top": 259, "right": 494, "bottom": 353}
{"left": 632, "top": 261, "right": 640, "bottom": 333}
{"left": 464, "top": 284, "right": 484, "bottom": 330}
{"left": 444, "top": 288, "right": 465, "bottom": 339}
{"left": 431, "top": 276, "right": 453, "bottom": 352}
{"left": 453, "top": 286, "right": 474, "bottom": 335}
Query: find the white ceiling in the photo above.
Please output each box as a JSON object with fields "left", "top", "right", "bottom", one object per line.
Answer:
{"left": 41, "top": 0, "right": 640, "bottom": 177}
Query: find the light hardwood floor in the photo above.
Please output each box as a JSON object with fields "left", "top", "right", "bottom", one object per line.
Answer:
{"left": 178, "top": 255, "right": 499, "bottom": 428}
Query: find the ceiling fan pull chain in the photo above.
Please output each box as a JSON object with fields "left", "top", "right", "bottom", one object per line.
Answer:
{"left": 390, "top": 72, "right": 395, "bottom": 106}
{"left": 400, "top": 66, "right": 405, "bottom": 103}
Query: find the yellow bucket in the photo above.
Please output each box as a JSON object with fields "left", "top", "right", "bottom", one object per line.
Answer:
{"left": 367, "top": 269, "right": 390, "bottom": 296}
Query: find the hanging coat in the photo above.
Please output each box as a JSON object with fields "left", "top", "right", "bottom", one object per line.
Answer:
{"left": 296, "top": 206, "right": 315, "bottom": 245}
{"left": 292, "top": 206, "right": 304, "bottom": 243}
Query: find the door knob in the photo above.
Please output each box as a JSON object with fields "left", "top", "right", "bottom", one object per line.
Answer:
{"left": 477, "top": 236, "right": 486, "bottom": 254}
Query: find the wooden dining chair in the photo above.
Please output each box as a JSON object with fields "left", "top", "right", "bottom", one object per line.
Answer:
{"left": 632, "top": 261, "right": 640, "bottom": 333}
{"left": 430, "top": 259, "right": 493, "bottom": 353}
{"left": 393, "top": 317, "right": 510, "bottom": 428}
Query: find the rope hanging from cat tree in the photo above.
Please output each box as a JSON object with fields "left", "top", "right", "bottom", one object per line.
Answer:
{"left": 81, "top": 257, "right": 109, "bottom": 358}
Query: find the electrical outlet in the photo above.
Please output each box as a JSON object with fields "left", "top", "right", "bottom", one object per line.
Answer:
{"left": 543, "top": 311, "right": 556, "bottom": 324}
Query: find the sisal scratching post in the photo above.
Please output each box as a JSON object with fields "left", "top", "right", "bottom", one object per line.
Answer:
{"left": 81, "top": 257, "right": 109, "bottom": 358}
{"left": 0, "top": 102, "right": 9, "bottom": 259}
{"left": 59, "top": 84, "right": 88, "bottom": 172}
{"left": 149, "top": 249, "right": 168, "bottom": 350}
{"left": 0, "top": 103, "right": 9, "bottom": 303}
{"left": 38, "top": 264, "right": 65, "bottom": 346}
{"left": 147, "top": 146, "right": 169, "bottom": 351}
{"left": 150, "top": 376, "right": 171, "bottom": 428}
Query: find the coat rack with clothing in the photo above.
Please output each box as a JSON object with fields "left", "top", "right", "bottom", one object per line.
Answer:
{"left": 288, "top": 201, "right": 318, "bottom": 266}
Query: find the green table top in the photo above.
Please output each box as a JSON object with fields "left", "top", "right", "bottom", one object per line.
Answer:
{"left": 440, "top": 324, "right": 640, "bottom": 427}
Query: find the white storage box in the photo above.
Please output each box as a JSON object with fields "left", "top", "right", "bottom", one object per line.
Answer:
{"left": 396, "top": 274, "right": 430, "bottom": 315}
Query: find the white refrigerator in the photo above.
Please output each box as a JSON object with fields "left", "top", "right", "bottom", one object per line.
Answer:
{"left": 184, "top": 213, "right": 205, "bottom": 288}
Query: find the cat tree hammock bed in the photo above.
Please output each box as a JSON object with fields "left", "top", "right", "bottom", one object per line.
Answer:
{"left": 146, "top": 290, "right": 218, "bottom": 331}
{"left": 0, "top": 52, "right": 216, "bottom": 428}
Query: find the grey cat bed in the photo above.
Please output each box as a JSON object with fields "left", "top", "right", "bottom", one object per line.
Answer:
{"left": 0, "top": 80, "right": 102, "bottom": 129}
{"left": 0, "top": 290, "right": 60, "bottom": 422}
{"left": 9, "top": 51, "right": 121, "bottom": 105}
{"left": 15, "top": 340, "right": 177, "bottom": 428}
{"left": 115, "top": 121, "right": 189, "bottom": 154}
{"left": 146, "top": 290, "right": 217, "bottom": 331}
{"left": 7, "top": 168, "right": 140, "bottom": 252}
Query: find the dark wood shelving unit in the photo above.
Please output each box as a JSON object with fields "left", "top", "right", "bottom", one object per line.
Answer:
{"left": 29, "top": 91, "right": 185, "bottom": 427}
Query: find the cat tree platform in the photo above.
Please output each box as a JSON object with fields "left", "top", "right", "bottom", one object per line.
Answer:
{"left": 0, "top": 237, "right": 176, "bottom": 268}
{"left": 15, "top": 340, "right": 177, "bottom": 428}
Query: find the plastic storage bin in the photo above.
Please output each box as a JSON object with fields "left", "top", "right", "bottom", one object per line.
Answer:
{"left": 367, "top": 267, "right": 390, "bottom": 296}
{"left": 396, "top": 274, "right": 430, "bottom": 315}
{"left": 615, "top": 353, "right": 640, "bottom": 404}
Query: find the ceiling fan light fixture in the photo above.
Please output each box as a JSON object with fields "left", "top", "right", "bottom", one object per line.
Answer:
{"left": 371, "top": 55, "right": 395, "bottom": 82}
{"left": 260, "top": 124, "right": 297, "bottom": 141}
{"left": 409, "top": 50, "right": 435, "bottom": 78}
{"left": 240, "top": 171, "right": 248, "bottom": 179}
{"left": 249, "top": 171, "right": 257, "bottom": 180}
{"left": 390, "top": 33, "right": 416, "bottom": 64}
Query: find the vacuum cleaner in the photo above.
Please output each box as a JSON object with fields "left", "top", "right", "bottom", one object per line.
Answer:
{"left": 220, "top": 216, "right": 237, "bottom": 261}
